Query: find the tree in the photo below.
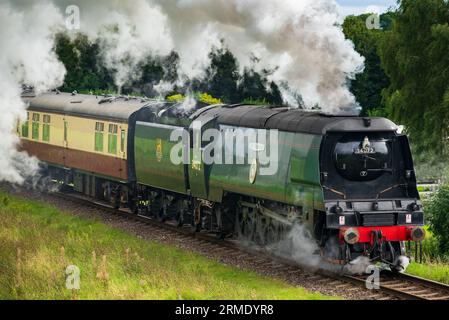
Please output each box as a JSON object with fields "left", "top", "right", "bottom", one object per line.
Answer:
{"left": 343, "top": 13, "right": 393, "bottom": 116}
{"left": 55, "top": 33, "right": 115, "bottom": 92}
{"left": 124, "top": 51, "right": 181, "bottom": 97}
{"left": 196, "top": 44, "right": 284, "bottom": 105}
{"left": 378, "top": 0, "right": 449, "bottom": 154}
{"left": 203, "top": 44, "right": 240, "bottom": 103}
{"left": 266, "top": 81, "right": 283, "bottom": 105}
{"left": 426, "top": 185, "right": 449, "bottom": 257}
{"left": 55, "top": 32, "right": 285, "bottom": 105}
{"left": 237, "top": 68, "right": 281, "bottom": 105}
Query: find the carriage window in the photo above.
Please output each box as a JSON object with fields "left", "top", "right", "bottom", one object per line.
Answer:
{"left": 32, "top": 113, "right": 40, "bottom": 140}
{"left": 120, "top": 129, "right": 126, "bottom": 153}
{"left": 42, "top": 115, "right": 51, "bottom": 142}
{"left": 95, "top": 122, "right": 104, "bottom": 152}
{"left": 108, "top": 124, "right": 118, "bottom": 154}
{"left": 21, "top": 112, "right": 29, "bottom": 138}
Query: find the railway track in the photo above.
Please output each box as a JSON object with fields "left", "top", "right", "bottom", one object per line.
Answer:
{"left": 27, "top": 189, "right": 449, "bottom": 300}
{"left": 345, "top": 272, "right": 449, "bottom": 300}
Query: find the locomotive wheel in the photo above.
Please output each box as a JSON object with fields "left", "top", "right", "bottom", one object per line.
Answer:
{"left": 192, "top": 203, "right": 202, "bottom": 232}
{"left": 216, "top": 231, "right": 226, "bottom": 240}
{"left": 102, "top": 183, "right": 112, "bottom": 203}
{"left": 112, "top": 192, "right": 120, "bottom": 210}
{"left": 128, "top": 200, "right": 138, "bottom": 215}
{"left": 176, "top": 216, "right": 184, "bottom": 227}
{"left": 157, "top": 207, "right": 167, "bottom": 222}
{"left": 236, "top": 207, "right": 255, "bottom": 240}
{"left": 176, "top": 207, "right": 185, "bottom": 227}
{"left": 265, "top": 223, "right": 278, "bottom": 244}
{"left": 254, "top": 215, "right": 268, "bottom": 245}
{"left": 192, "top": 220, "right": 201, "bottom": 233}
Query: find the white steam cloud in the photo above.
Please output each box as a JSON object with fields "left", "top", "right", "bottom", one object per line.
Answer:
{"left": 1, "top": 0, "right": 364, "bottom": 183}
{"left": 87, "top": 1, "right": 174, "bottom": 90}
{"left": 0, "top": 2, "right": 66, "bottom": 184}
{"left": 160, "top": 0, "right": 365, "bottom": 111}
{"left": 268, "top": 224, "right": 322, "bottom": 269}
{"left": 15, "top": 0, "right": 364, "bottom": 110}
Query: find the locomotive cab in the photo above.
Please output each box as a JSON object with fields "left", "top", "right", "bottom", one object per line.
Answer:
{"left": 319, "top": 117, "right": 425, "bottom": 271}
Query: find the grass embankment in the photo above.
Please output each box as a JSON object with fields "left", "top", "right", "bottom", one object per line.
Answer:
{"left": 407, "top": 262, "right": 449, "bottom": 284}
{"left": 0, "top": 192, "right": 332, "bottom": 300}
{"left": 405, "top": 229, "right": 449, "bottom": 284}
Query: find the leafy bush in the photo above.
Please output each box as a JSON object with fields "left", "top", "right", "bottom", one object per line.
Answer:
{"left": 198, "top": 93, "right": 222, "bottom": 105}
{"left": 426, "top": 185, "right": 449, "bottom": 257}
{"left": 166, "top": 94, "right": 185, "bottom": 102}
{"left": 166, "top": 93, "right": 222, "bottom": 105}
{"left": 367, "top": 108, "right": 389, "bottom": 117}
{"left": 421, "top": 228, "right": 444, "bottom": 262}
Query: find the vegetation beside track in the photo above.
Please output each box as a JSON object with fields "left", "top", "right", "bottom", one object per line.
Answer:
{"left": 407, "top": 262, "right": 449, "bottom": 285}
{"left": 405, "top": 227, "right": 449, "bottom": 285}
{"left": 0, "top": 192, "right": 332, "bottom": 300}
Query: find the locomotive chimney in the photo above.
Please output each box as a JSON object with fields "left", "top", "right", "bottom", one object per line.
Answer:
{"left": 363, "top": 118, "right": 371, "bottom": 127}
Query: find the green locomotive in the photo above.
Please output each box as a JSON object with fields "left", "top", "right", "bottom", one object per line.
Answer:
{"left": 22, "top": 92, "right": 426, "bottom": 271}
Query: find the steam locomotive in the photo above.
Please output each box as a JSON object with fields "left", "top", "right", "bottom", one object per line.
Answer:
{"left": 19, "top": 91, "right": 425, "bottom": 272}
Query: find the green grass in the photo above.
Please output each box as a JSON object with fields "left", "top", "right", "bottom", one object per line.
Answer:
{"left": 404, "top": 226, "right": 449, "bottom": 285}
{"left": 407, "top": 262, "right": 449, "bottom": 285}
{"left": 0, "top": 192, "right": 333, "bottom": 300}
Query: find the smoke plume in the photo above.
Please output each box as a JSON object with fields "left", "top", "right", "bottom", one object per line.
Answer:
{"left": 158, "top": 0, "right": 365, "bottom": 112}
{"left": 0, "top": 2, "right": 65, "bottom": 184}
{"left": 2, "top": 0, "right": 364, "bottom": 183}
{"left": 14, "top": 0, "right": 364, "bottom": 110}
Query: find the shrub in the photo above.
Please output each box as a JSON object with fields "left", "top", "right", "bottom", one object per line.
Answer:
{"left": 166, "top": 93, "right": 222, "bottom": 105}
{"left": 421, "top": 228, "right": 443, "bottom": 262}
{"left": 166, "top": 94, "right": 185, "bottom": 102}
{"left": 426, "top": 185, "right": 449, "bottom": 257}
{"left": 198, "top": 93, "right": 222, "bottom": 105}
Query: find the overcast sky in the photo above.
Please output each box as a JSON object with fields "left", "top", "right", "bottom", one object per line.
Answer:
{"left": 336, "top": 0, "right": 398, "bottom": 16}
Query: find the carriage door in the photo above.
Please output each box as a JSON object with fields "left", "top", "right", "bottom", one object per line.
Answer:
{"left": 62, "top": 117, "right": 68, "bottom": 167}
{"left": 188, "top": 116, "right": 217, "bottom": 200}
